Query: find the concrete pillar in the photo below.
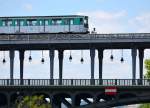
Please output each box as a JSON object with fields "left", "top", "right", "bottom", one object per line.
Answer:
{"left": 51, "top": 96, "right": 58, "bottom": 108}
{"left": 19, "top": 50, "right": 25, "bottom": 85}
{"left": 98, "top": 49, "right": 104, "bottom": 85}
{"left": 7, "top": 93, "right": 10, "bottom": 108}
{"left": 93, "top": 96, "right": 99, "bottom": 103}
{"left": 131, "top": 48, "right": 137, "bottom": 84}
{"left": 72, "top": 95, "right": 76, "bottom": 107}
{"left": 71, "top": 95, "right": 80, "bottom": 107}
{"left": 51, "top": 96, "right": 61, "bottom": 108}
{"left": 9, "top": 50, "right": 15, "bottom": 85}
{"left": 90, "top": 49, "right": 95, "bottom": 85}
{"left": 139, "top": 49, "right": 144, "bottom": 84}
{"left": 58, "top": 49, "right": 64, "bottom": 85}
{"left": 49, "top": 49, "right": 55, "bottom": 85}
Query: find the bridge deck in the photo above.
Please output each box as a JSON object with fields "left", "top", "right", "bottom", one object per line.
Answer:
{"left": 0, "top": 33, "right": 150, "bottom": 50}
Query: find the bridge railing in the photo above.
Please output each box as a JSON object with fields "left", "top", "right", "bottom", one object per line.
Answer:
{"left": 0, "top": 79, "right": 150, "bottom": 86}
{"left": 0, "top": 33, "right": 150, "bottom": 41}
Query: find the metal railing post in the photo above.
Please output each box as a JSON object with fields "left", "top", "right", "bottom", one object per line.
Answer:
{"left": 71, "top": 79, "right": 73, "bottom": 86}
{"left": 28, "top": 79, "right": 30, "bottom": 86}
{"left": 115, "top": 79, "right": 117, "bottom": 85}
{"left": 7, "top": 79, "right": 9, "bottom": 86}
{"left": 50, "top": 79, "right": 54, "bottom": 85}
{"left": 99, "top": 79, "right": 103, "bottom": 85}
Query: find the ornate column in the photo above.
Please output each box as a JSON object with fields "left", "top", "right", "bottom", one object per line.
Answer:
{"left": 98, "top": 49, "right": 104, "bottom": 85}
{"left": 19, "top": 50, "right": 25, "bottom": 85}
{"left": 9, "top": 50, "right": 15, "bottom": 85}
{"left": 139, "top": 48, "right": 144, "bottom": 84}
{"left": 131, "top": 48, "right": 137, "bottom": 84}
{"left": 58, "top": 49, "right": 64, "bottom": 85}
{"left": 49, "top": 49, "right": 55, "bottom": 84}
{"left": 90, "top": 49, "right": 95, "bottom": 85}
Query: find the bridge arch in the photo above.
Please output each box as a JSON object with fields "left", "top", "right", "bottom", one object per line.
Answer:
{"left": 32, "top": 92, "right": 51, "bottom": 103}
{"left": 32, "top": 91, "right": 50, "bottom": 97}
{"left": 10, "top": 91, "right": 27, "bottom": 107}
{"left": 74, "top": 92, "right": 94, "bottom": 106}
{"left": 75, "top": 92, "right": 94, "bottom": 98}
{"left": 96, "top": 93, "right": 116, "bottom": 102}
{"left": 52, "top": 92, "right": 71, "bottom": 107}
{"left": 53, "top": 92, "right": 71, "bottom": 100}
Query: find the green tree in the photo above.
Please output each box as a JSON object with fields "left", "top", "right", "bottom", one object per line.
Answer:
{"left": 139, "top": 59, "right": 150, "bottom": 108}
{"left": 16, "top": 95, "right": 52, "bottom": 108}
{"left": 139, "top": 104, "right": 150, "bottom": 108}
{"left": 144, "top": 59, "right": 150, "bottom": 78}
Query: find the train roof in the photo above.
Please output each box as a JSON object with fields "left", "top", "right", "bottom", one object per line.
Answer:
{"left": 0, "top": 15, "right": 88, "bottom": 19}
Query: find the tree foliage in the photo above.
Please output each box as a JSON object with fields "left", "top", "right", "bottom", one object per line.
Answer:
{"left": 144, "top": 59, "right": 150, "bottom": 78}
{"left": 139, "top": 104, "right": 150, "bottom": 108}
{"left": 16, "top": 95, "right": 51, "bottom": 108}
{"left": 139, "top": 59, "right": 150, "bottom": 108}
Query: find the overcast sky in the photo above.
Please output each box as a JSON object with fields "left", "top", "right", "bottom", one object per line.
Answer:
{"left": 0, "top": 0, "right": 150, "bottom": 79}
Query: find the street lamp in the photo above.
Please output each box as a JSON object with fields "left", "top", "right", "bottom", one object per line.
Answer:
{"left": 120, "top": 49, "right": 124, "bottom": 63}
{"left": 28, "top": 51, "right": 32, "bottom": 62}
{"left": 41, "top": 50, "right": 45, "bottom": 64}
{"left": 69, "top": 50, "right": 72, "bottom": 62}
{"left": 110, "top": 50, "right": 114, "bottom": 61}
{"left": 80, "top": 50, "right": 84, "bottom": 64}
{"left": 2, "top": 51, "right": 6, "bottom": 64}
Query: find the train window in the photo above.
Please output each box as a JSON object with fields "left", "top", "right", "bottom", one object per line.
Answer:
{"left": 45, "top": 20, "right": 49, "bottom": 26}
{"left": 29, "top": 21, "right": 33, "bottom": 26}
{"left": 8, "top": 20, "right": 12, "bottom": 26}
{"left": 20, "top": 20, "right": 24, "bottom": 26}
{"left": 80, "top": 18, "right": 83, "bottom": 25}
{"left": 27, "top": 20, "right": 30, "bottom": 26}
{"left": 2, "top": 21, "right": 6, "bottom": 26}
{"left": 70, "top": 19, "right": 73, "bottom": 25}
{"left": 32, "top": 20, "right": 37, "bottom": 26}
{"left": 48, "top": 19, "right": 52, "bottom": 25}
{"left": 63, "top": 19, "right": 69, "bottom": 25}
{"left": 5, "top": 20, "right": 8, "bottom": 26}
{"left": 39, "top": 20, "right": 44, "bottom": 26}
{"left": 36, "top": 19, "right": 43, "bottom": 26}
{"left": 11, "top": 20, "right": 15, "bottom": 26}
{"left": 14, "top": 20, "right": 20, "bottom": 26}
{"left": 52, "top": 19, "right": 56, "bottom": 25}
{"left": 36, "top": 19, "right": 40, "bottom": 26}
{"left": 56, "top": 19, "right": 62, "bottom": 25}
{"left": 52, "top": 19, "right": 62, "bottom": 25}
{"left": 74, "top": 18, "right": 80, "bottom": 25}
{"left": 84, "top": 19, "right": 88, "bottom": 24}
{"left": 15, "top": 21, "right": 17, "bottom": 26}
{"left": 39, "top": 20, "right": 42, "bottom": 25}
{"left": 0, "top": 20, "right": 2, "bottom": 26}
{"left": 22, "top": 20, "right": 27, "bottom": 26}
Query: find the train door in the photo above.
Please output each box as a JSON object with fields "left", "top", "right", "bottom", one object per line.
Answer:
{"left": 69, "top": 19, "right": 74, "bottom": 32}
{"left": 63, "top": 18, "right": 69, "bottom": 33}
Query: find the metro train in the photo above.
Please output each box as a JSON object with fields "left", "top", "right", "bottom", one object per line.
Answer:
{"left": 0, "top": 15, "right": 89, "bottom": 34}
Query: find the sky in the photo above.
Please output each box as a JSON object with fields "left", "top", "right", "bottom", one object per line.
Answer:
{"left": 0, "top": 0, "right": 150, "bottom": 79}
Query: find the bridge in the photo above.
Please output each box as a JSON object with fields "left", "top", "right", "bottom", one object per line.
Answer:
{"left": 0, "top": 33, "right": 150, "bottom": 108}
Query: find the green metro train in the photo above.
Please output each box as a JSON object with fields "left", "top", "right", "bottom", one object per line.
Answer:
{"left": 0, "top": 15, "right": 89, "bottom": 34}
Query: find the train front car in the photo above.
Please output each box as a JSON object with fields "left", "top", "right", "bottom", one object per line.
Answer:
{"left": 0, "top": 15, "right": 89, "bottom": 34}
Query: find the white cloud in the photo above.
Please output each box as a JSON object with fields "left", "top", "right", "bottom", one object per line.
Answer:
{"left": 23, "top": 3, "right": 33, "bottom": 11}
{"left": 77, "top": 10, "right": 127, "bottom": 33}
{"left": 129, "top": 13, "right": 150, "bottom": 32}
